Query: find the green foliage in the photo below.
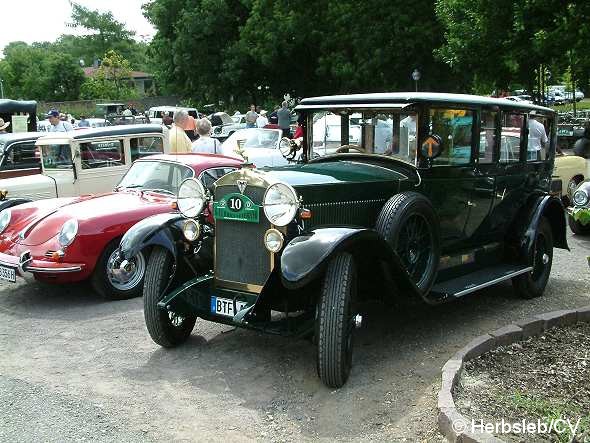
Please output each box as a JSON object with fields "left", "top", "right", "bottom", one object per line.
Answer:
{"left": 80, "top": 50, "right": 139, "bottom": 100}
{"left": 572, "top": 207, "right": 590, "bottom": 225}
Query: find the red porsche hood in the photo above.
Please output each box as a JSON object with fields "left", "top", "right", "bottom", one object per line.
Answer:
{"left": 7, "top": 191, "right": 174, "bottom": 246}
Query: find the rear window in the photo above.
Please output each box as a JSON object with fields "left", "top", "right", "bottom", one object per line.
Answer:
{"left": 80, "top": 139, "right": 125, "bottom": 169}
{"left": 1, "top": 142, "right": 40, "bottom": 170}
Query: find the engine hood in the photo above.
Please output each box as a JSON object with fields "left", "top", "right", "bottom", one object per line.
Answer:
{"left": 8, "top": 191, "right": 173, "bottom": 246}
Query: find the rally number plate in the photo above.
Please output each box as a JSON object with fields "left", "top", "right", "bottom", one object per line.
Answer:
{"left": 0, "top": 265, "right": 17, "bottom": 283}
{"left": 211, "top": 296, "right": 248, "bottom": 317}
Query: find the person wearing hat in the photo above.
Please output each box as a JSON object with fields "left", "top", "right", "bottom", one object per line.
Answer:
{"left": 0, "top": 118, "right": 10, "bottom": 133}
{"left": 47, "top": 110, "right": 74, "bottom": 132}
{"left": 527, "top": 111, "right": 548, "bottom": 161}
{"left": 256, "top": 110, "right": 268, "bottom": 128}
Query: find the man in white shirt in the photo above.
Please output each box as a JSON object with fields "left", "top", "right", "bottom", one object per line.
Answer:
{"left": 527, "top": 111, "right": 548, "bottom": 160}
{"left": 47, "top": 110, "right": 74, "bottom": 132}
{"left": 256, "top": 110, "right": 268, "bottom": 128}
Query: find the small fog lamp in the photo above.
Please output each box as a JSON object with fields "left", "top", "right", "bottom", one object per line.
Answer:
{"left": 264, "top": 228, "right": 284, "bottom": 253}
{"left": 183, "top": 219, "right": 201, "bottom": 242}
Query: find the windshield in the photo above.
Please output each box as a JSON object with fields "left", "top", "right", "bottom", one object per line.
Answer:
{"left": 116, "top": 160, "right": 193, "bottom": 195}
{"left": 40, "top": 144, "right": 73, "bottom": 169}
{"left": 309, "top": 110, "right": 417, "bottom": 165}
{"left": 222, "top": 128, "right": 281, "bottom": 152}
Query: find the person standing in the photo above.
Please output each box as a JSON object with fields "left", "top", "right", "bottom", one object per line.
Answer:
{"left": 277, "top": 101, "right": 291, "bottom": 137}
{"left": 0, "top": 118, "right": 9, "bottom": 133}
{"left": 245, "top": 104, "right": 258, "bottom": 128}
{"left": 191, "top": 118, "right": 221, "bottom": 154}
{"left": 78, "top": 115, "right": 90, "bottom": 128}
{"left": 573, "top": 125, "right": 590, "bottom": 159}
{"left": 182, "top": 114, "right": 198, "bottom": 141}
{"left": 169, "top": 110, "right": 193, "bottom": 153}
{"left": 256, "top": 110, "right": 268, "bottom": 128}
{"left": 527, "top": 111, "right": 548, "bottom": 160}
{"left": 47, "top": 110, "right": 74, "bottom": 132}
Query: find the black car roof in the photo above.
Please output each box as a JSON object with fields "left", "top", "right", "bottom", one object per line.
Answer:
{"left": 297, "top": 92, "right": 555, "bottom": 114}
{"left": 0, "top": 99, "right": 37, "bottom": 114}
{"left": 70, "top": 124, "right": 164, "bottom": 140}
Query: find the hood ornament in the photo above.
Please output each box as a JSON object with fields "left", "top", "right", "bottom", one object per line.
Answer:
{"left": 237, "top": 179, "right": 248, "bottom": 194}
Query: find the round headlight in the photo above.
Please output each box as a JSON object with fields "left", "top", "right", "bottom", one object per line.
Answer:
{"left": 264, "top": 228, "right": 284, "bottom": 253}
{"left": 263, "top": 182, "right": 299, "bottom": 227}
{"left": 0, "top": 208, "right": 11, "bottom": 234}
{"left": 573, "top": 189, "right": 589, "bottom": 206}
{"left": 183, "top": 219, "right": 201, "bottom": 242}
{"left": 58, "top": 219, "right": 78, "bottom": 247}
{"left": 177, "top": 178, "right": 206, "bottom": 218}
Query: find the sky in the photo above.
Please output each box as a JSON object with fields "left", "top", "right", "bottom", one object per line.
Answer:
{"left": 0, "top": 0, "right": 155, "bottom": 54}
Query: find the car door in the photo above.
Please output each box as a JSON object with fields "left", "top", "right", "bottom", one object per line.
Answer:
{"left": 76, "top": 138, "right": 129, "bottom": 195}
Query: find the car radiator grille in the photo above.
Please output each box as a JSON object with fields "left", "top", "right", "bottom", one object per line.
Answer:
{"left": 214, "top": 185, "right": 271, "bottom": 289}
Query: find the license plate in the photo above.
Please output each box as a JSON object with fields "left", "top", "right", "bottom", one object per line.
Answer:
{"left": 0, "top": 265, "right": 16, "bottom": 283}
{"left": 211, "top": 296, "right": 248, "bottom": 317}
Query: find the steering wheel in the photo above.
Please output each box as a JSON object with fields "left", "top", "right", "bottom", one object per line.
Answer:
{"left": 335, "top": 144, "right": 366, "bottom": 153}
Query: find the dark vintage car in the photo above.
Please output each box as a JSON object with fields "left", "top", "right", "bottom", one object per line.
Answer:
{"left": 126, "top": 93, "right": 568, "bottom": 388}
{"left": 0, "top": 99, "right": 37, "bottom": 133}
{"left": 0, "top": 132, "right": 44, "bottom": 179}
{"left": 567, "top": 179, "right": 590, "bottom": 235}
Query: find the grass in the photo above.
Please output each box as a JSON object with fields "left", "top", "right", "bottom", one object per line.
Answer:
{"left": 551, "top": 98, "right": 590, "bottom": 113}
{"left": 509, "top": 391, "right": 590, "bottom": 442}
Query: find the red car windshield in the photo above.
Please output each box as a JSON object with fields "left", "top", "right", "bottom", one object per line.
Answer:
{"left": 117, "top": 160, "right": 193, "bottom": 195}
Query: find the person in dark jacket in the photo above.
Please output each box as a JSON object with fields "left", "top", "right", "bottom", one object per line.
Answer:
{"left": 573, "top": 125, "right": 590, "bottom": 158}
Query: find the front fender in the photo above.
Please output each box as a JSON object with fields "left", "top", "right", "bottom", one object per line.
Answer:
{"left": 280, "top": 227, "right": 420, "bottom": 297}
{"left": 0, "top": 198, "right": 32, "bottom": 212}
{"left": 119, "top": 212, "right": 183, "bottom": 260}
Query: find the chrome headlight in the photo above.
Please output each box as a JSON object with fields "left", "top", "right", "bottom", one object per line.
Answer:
{"left": 58, "top": 219, "right": 78, "bottom": 247}
{"left": 263, "top": 182, "right": 299, "bottom": 227}
{"left": 183, "top": 219, "right": 201, "bottom": 242}
{"left": 264, "top": 228, "right": 284, "bottom": 253}
{"left": 573, "top": 189, "right": 589, "bottom": 206}
{"left": 177, "top": 178, "right": 206, "bottom": 218}
{"left": 0, "top": 208, "right": 11, "bottom": 234}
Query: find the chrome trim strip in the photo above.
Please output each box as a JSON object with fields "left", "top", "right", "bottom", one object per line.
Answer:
{"left": 453, "top": 267, "right": 533, "bottom": 297}
{"left": 306, "top": 198, "right": 387, "bottom": 208}
{"left": 25, "top": 266, "right": 82, "bottom": 273}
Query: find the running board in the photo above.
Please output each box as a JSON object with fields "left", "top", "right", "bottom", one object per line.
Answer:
{"left": 429, "top": 264, "right": 533, "bottom": 299}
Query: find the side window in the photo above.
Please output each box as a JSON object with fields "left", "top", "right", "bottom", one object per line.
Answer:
{"left": 3, "top": 142, "right": 40, "bottom": 170}
{"left": 500, "top": 112, "right": 524, "bottom": 163}
{"left": 527, "top": 114, "right": 550, "bottom": 161}
{"left": 80, "top": 139, "right": 124, "bottom": 169}
{"left": 479, "top": 111, "right": 496, "bottom": 164}
{"left": 130, "top": 136, "right": 164, "bottom": 162}
{"left": 428, "top": 108, "right": 474, "bottom": 165}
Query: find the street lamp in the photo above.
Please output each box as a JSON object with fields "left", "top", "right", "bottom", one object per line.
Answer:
{"left": 412, "top": 69, "right": 421, "bottom": 92}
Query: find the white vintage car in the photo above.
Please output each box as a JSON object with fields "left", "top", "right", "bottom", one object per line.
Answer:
{"left": 0, "top": 124, "right": 169, "bottom": 208}
{"left": 552, "top": 154, "right": 589, "bottom": 205}
{"left": 220, "top": 128, "right": 287, "bottom": 167}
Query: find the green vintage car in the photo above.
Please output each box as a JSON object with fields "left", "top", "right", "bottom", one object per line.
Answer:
{"left": 139, "top": 93, "right": 568, "bottom": 388}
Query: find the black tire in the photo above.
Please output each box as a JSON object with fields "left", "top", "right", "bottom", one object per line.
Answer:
{"left": 316, "top": 252, "right": 357, "bottom": 388}
{"left": 568, "top": 215, "right": 590, "bottom": 235}
{"left": 375, "top": 192, "right": 440, "bottom": 294}
{"left": 512, "top": 217, "right": 553, "bottom": 299}
{"left": 91, "top": 240, "right": 146, "bottom": 300}
{"left": 144, "top": 247, "right": 196, "bottom": 347}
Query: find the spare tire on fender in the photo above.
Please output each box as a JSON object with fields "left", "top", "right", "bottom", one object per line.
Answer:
{"left": 375, "top": 191, "right": 440, "bottom": 295}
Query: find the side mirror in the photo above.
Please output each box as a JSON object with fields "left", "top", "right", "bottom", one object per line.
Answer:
{"left": 420, "top": 134, "right": 443, "bottom": 160}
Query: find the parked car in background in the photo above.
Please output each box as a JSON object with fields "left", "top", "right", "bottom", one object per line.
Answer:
{"left": 96, "top": 103, "right": 125, "bottom": 117}
{"left": 0, "top": 99, "right": 37, "bottom": 133}
{"left": 220, "top": 128, "right": 287, "bottom": 167}
{"left": 210, "top": 112, "right": 244, "bottom": 142}
{"left": 147, "top": 106, "right": 199, "bottom": 125}
{"left": 552, "top": 154, "right": 588, "bottom": 205}
{"left": 567, "top": 179, "right": 590, "bottom": 234}
{"left": 0, "top": 125, "right": 169, "bottom": 209}
{"left": 0, "top": 132, "right": 44, "bottom": 179}
{"left": 0, "top": 154, "right": 242, "bottom": 299}
{"left": 139, "top": 92, "right": 567, "bottom": 388}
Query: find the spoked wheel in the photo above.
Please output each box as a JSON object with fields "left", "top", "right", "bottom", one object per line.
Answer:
{"left": 512, "top": 217, "right": 553, "bottom": 299}
{"left": 396, "top": 213, "right": 434, "bottom": 287}
{"left": 316, "top": 252, "right": 358, "bottom": 388}
{"left": 144, "top": 246, "right": 196, "bottom": 347}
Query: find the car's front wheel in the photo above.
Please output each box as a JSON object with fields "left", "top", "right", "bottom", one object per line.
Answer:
{"left": 512, "top": 217, "right": 553, "bottom": 299}
{"left": 568, "top": 214, "right": 590, "bottom": 235}
{"left": 316, "top": 252, "right": 357, "bottom": 388}
{"left": 93, "top": 240, "right": 146, "bottom": 300}
{"left": 144, "top": 246, "right": 196, "bottom": 347}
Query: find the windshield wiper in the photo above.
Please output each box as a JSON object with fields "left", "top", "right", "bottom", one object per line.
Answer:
{"left": 116, "top": 184, "right": 143, "bottom": 191}
{"left": 142, "top": 188, "right": 175, "bottom": 196}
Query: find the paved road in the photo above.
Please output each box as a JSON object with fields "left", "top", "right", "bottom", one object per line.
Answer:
{"left": 1, "top": 232, "right": 589, "bottom": 442}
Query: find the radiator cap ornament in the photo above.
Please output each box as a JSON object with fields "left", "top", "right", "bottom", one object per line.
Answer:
{"left": 237, "top": 179, "right": 248, "bottom": 194}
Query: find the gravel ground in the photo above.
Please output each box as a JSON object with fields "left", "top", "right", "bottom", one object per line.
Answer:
{"left": 0, "top": 231, "right": 588, "bottom": 442}
{"left": 455, "top": 323, "right": 590, "bottom": 442}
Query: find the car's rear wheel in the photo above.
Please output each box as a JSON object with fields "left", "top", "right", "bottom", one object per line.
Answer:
{"left": 144, "top": 246, "right": 196, "bottom": 347}
{"left": 375, "top": 192, "right": 440, "bottom": 295}
{"left": 512, "top": 217, "right": 553, "bottom": 299}
{"left": 92, "top": 240, "right": 146, "bottom": 300}
{"left": 568, "top": 214, "right": 590, "bottom": 235}
{"left": 316, "top": 252, "right": 357, "bottom": 388}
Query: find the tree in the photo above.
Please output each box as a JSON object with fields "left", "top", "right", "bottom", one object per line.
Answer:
{"left": 80, "top": 50, "right": 139, "bottom": 100}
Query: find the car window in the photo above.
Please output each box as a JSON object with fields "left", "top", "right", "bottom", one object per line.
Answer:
{"left": 41, "top": 144, "right": 73, "bottom": 169}
{"left": 500, "top": 112, "right": 524, "bottom": 163}
{"left": 117, "top": 161, "right": 193, "bottom": 194}
{"left": 130, "top": 136, "right": 164, "bottom": 162}
{"left": 428, "top": 108, "right": 474, "bottom": 166}
{"left": 479, "top": 111, "right": 497, "bottom": 164}
{"left": 80, "top": 139, "right": 125, "bottom": 169}
{"left": 1, "top": 142, "right": 40, "bottom": 170}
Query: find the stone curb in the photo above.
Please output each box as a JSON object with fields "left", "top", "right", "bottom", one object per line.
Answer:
{"left": 437, "top": 305, "right": 589, "bottom": 443}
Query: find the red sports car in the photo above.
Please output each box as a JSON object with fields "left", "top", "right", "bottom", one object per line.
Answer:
{"left": 0, "top": 154, "right": 242, "bottom": 299}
